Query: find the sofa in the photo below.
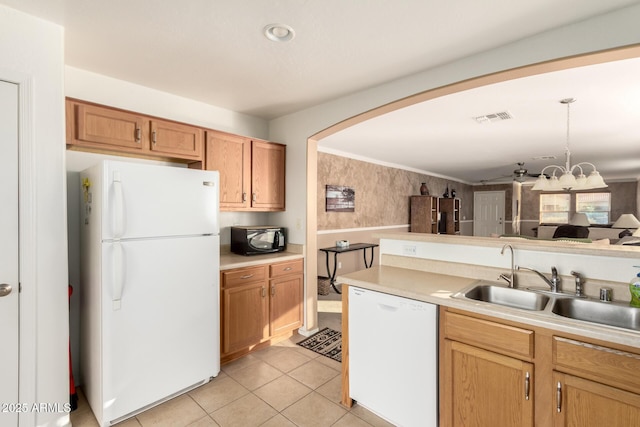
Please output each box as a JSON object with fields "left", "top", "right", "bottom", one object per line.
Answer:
{"left": 537, "top": 225, "right": 624, "bottom": 242}
{"left": 498, "top": 225, "right": 631, "bottom": 245}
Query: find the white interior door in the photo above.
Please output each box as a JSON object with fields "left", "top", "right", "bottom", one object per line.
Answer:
{"left": 0, "top": 80, "right": 20, "bottom": 425}
{"left": 474, "top": 191, "right": 506, "bottom": 236}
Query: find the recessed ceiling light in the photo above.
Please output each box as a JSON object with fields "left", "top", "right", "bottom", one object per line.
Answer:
{"left": 263, "top": 24, "right": 295, "bottom": 42}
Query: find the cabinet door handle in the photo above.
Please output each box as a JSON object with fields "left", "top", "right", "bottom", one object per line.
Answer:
{"left": 152, "top": 130, "right": 157, "bottom": 144}
{"left": 261, "top": 286, "right": 266, "bottom": 297}
{"left": 524, "top": 372, "right": 530, "bottom": 401}
{"left": 242, "top": 192, "right": 247, "bottom": 202}
{"left": 556, "top": 381, "right": 562, "bottom": 413}
{"left": 240, "top": 274, "right": 254, "bottom": 280}
{"left": 252, "top": 193, "right": 257, "bottom": 202}
{"left": 135, "top": 128, "right": 141, "bottom": 142}
{"left": 271, "top": 285, "right": 276, "bottom": 296}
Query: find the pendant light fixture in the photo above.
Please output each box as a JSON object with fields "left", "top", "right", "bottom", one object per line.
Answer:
{"left": 531, "top": 98, "right": 607, "bottom": 191}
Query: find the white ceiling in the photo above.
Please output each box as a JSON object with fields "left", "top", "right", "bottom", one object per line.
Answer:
{"left": 2, "top": 0, "right": 639, "bottom": 183}
{"left": 320, "top": 57, "right": 640, "bottom": 184}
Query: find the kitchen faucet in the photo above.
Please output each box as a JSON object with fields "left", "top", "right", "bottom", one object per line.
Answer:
{"left": 571, "top": 271, "right": 584, "bottom": 297}
{"left": 498, "top": 244, "right": 516, "bottom": 288}
{"left": 516, "top": 265, "right": 560, "bottom": 293}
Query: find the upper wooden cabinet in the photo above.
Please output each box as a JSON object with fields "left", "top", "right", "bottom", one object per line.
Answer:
{"left": 69, "top": 101, "right": 146, "bottom": 151}
{"left": 251, "top": 139, "right": 285, "bottom": 211}
{"left": 205, "top": 131, "right": 251, "bottom": 209}
{"left": 206, "top": 131, "right": 285, "bottom": 212}
{"left": 67, "top": 98, "right": 285, "bottom": 208}
{"left": 66, "top": 98, "right": 204, "bottom": 164}
{"left": 149, "top": 118, "right": 204, "bottom": 160}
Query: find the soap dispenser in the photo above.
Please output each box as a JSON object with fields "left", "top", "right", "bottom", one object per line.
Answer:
{"left": 630, "top": 266, "right": 640, "bottom": 307}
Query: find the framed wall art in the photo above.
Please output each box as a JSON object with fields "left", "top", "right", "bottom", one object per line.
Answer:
{"left": 326, "top": 185, "right": 355, "bottom": 212}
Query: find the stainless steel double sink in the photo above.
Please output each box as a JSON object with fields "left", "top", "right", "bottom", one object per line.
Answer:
{"left": 451, "top": 281, "right": 640, "bottom": 332}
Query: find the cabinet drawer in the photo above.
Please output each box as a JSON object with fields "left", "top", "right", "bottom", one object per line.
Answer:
{"left": 269, "top": 259, "right": 303, "bottom": 278}
{"left": 444, "top": 311, "right": 534, "bottom": 359}
{"left": 222, "top": 265, "right": 267, "bottom": 288}
{"left": 553, "top": 336, "right": 640, "bottom": 394}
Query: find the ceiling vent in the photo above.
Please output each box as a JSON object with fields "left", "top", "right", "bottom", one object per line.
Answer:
{"left": 473, "top": 111, "right": 513, "bottom": 124}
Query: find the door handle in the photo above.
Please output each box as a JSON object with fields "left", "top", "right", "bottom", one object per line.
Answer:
{"left": 0, "top": 283, "right": 12, "bottom": 297}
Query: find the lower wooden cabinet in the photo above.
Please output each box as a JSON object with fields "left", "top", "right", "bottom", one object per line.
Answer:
{"left": 443, "top": 340, "right": 534, "bottom": 427}
{"left": 441, "top": 307, "right": 640, "bottom": 427}
{"left": 269, "top": 260, "right": 304, "bottom": 336}
{"left": 221, "top": 259, "right": 303, "bottom": 363}
{"left": 221, "top": 265, "right": 269, "bottom": 355}
{"left": 553, "top": 372, "right": 640, "bottom": 427}
{"left": 552, "top": 336, "right": 640, "bottom": 427}
{"left": 441, "top": 310, "right": 534, "bottom": 427}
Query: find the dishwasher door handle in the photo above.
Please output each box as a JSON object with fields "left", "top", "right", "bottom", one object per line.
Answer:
{"left": 377, "top": 303, "right": 400, "bottom": 312}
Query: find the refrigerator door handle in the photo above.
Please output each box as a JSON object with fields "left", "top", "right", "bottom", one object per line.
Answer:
{"left": 112, "top": 241, "right": 124, "bottom": 310}
{"left": 113, "top": 170, "right": 124, "bottom": 238}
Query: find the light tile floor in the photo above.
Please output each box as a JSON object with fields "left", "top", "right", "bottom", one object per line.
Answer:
{"left": 71, "top": 285, "right": 392, "bottom": 426}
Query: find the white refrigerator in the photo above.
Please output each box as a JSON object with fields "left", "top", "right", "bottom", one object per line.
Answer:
{"left": 79, "top": 160, "right": 220, "bottom": 426}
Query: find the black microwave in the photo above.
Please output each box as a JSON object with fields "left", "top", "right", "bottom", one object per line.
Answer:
{"left": 230, "top": 226, "right": 286, "bottom": 255}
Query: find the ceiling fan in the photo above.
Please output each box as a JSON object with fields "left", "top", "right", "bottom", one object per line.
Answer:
{"left": 512, "top": 162, "right": 542, "bottom": 182}
{"left": 481, "top": 162, "right": 544, "bottom": 184}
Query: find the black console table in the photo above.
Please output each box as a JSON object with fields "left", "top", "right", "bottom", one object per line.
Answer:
{"left": 319, "top": 243, "right": 379, "bottom": 294}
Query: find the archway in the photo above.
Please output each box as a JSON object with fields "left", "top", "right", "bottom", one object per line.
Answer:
{"left": 303, "top": 44, "right": 640, "bottom": 331}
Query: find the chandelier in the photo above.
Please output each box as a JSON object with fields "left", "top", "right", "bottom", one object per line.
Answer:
{"left": 531, "top": 98, "right": 607, "bottom": 191}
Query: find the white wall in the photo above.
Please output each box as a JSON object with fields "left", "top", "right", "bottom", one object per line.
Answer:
{"left": 65, "top": 66, "right": 269, "bottom": 141}
{"left": 269, "top": 3, "right": 640, "bottom": 245}
{"left": 381, "top": 238, "right": 635, "bottom": 284}
{"left": 0, "top": 5, "right": 69, "bottom": 427}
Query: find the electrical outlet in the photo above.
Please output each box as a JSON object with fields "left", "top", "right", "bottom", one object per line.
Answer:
{"left": 338, "top": 262, "right": 342, "bottom": 269}
{"left": 402, "top": 245, "right": 417, "bottom": 256}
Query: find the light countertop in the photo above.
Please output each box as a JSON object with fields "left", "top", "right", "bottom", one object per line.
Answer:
{"left": 220, "top": 251, "right": 304, "bottom": 271}
{"left": 338, "top": 265, "right": 640, "bottom": 351}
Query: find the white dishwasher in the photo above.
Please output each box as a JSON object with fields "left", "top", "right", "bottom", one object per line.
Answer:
{"left": 349, "top": 286, "right": 438, "bottom": 427}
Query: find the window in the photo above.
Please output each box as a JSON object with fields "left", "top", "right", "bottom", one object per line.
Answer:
{"left": 540, "top": 194, "right": 570, "bottom": 224}
{"left": 539, "top": 192, "right": 611, "bottom": 224}
{"left": 576, "top": 192, "right": 610, "bottom": 224}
